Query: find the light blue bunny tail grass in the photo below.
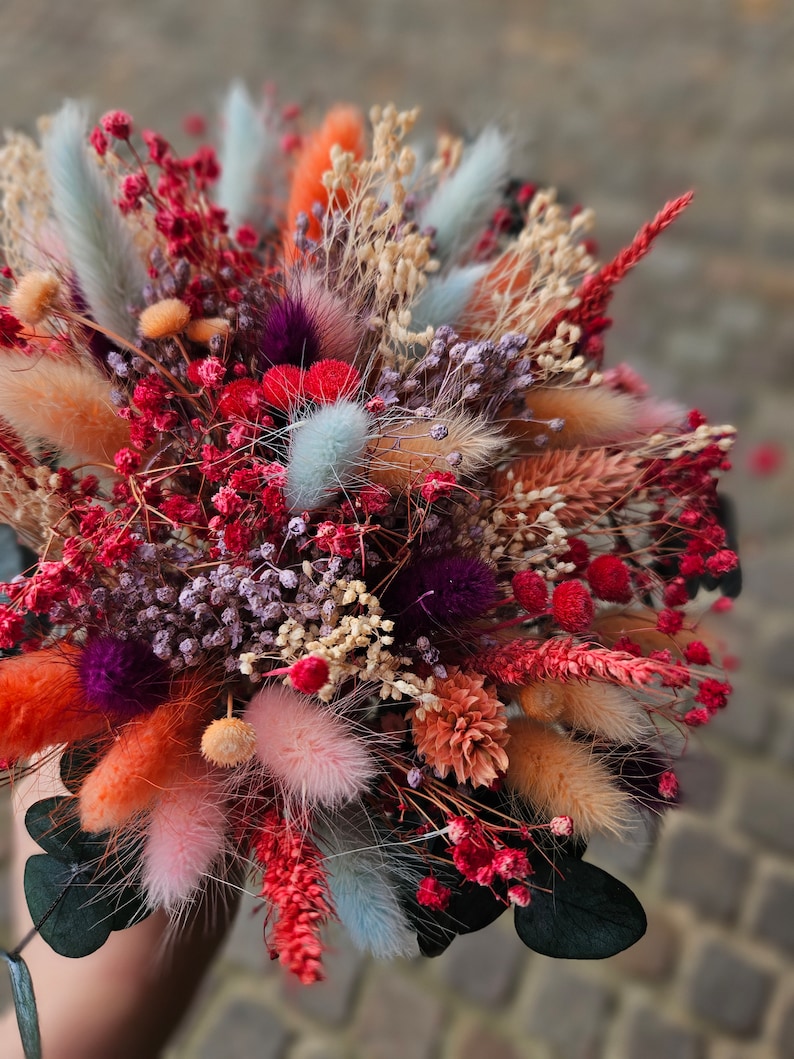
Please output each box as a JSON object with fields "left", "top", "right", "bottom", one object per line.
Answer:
{"left": 418, "top": 126, "right": 510, "bottom": 265}
{"left": 285, "top": 400, "right": 372, "bottom": 512}
{"left": 42, "top": 101, "right": 147, "bottom": 345}
{"left": 408, "top": 262, "right": 490, "bottom": 336}
{"left": 216, "top": 81, "right": 281, "bottom": 234}
{"left": 319, "top": 820, "right": 419, "bottom": 959}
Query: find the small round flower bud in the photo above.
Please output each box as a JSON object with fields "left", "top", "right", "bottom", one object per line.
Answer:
{"left": 139, "top": 298, "right": 191, "bottom": 339}
{"left": 200, "top": 717, "right": 257, "bottom": 767}
{"left": 9, "top": 270, "right": 61, "bottom": 325}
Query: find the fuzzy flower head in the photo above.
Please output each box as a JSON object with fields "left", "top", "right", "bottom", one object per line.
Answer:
{"left": 78, "top": 635, "right": 171, "bottom": 719}
{"left": 387, "top": 554, "right": 498, "bottom": 637}
{"left": 409, "top": 668, "right": 509, "bottom": 788}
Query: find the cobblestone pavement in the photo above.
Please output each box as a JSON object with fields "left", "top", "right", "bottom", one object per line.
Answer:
{"left": 1, "top": 2, "right": 793, "bottom": 1056}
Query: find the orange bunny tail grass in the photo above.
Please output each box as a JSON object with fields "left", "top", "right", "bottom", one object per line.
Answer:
{"left": 505, "top": 717, "right": 633, "bottom": 836}
{"left": 518, "top": 680, "right": 648, "bottom": 743}
{"left": 507, "top": 385, "right": 644, "bottom": 450}
{"left": 457, "top": 247, "right": 534, "bottom": 338}
{"left": 78, "top": 672, "right": 217, "bottom": 833}
{"left": 285, "top": 105, "right": 366, "bottom": 244}
{"left": 0, "top": 352, "right": 131, "bottom": 469}
{"left": 492, "top": 447, "right": 640, "bottom": 530}
{"left": 0, "top": 645, "right": 107, "bottom": 761}
{"left": 369, "top": 412, "right": 505, "bottom": 493}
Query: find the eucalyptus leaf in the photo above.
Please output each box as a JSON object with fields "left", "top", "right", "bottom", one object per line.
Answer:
{"left": 25, "top": 797, "right": 86, "bottom": 860}
{"left": 59, "top": 741, "right": 105, "bottom": 794}
{"left": 24, "top": 855, "right": 114, "bottom": 958}
{"left": 514, "top": 852, "right": 647, "bottom": 959}
{"left": 24, "top": 796, "right": 152, "bottom": 955}
{"left": 0, "top": 949, "right": 41, "bottom": 1059}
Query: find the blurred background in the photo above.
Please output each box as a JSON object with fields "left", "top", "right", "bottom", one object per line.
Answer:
{"left": 0, "top": 1, "right": 792, "bottom": 1056}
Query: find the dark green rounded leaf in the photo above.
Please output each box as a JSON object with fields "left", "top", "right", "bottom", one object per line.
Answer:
{"left": 514, "top": 853, "right": 647, "bottom": 959}
{"left": 24, "top": 797, "right": 85, "bottom": 861}
{"left": 59, "top": 741, "right": 106, "bottom": 794}
{"left": 24, "top": 855, "right": 113, "bottom": 958}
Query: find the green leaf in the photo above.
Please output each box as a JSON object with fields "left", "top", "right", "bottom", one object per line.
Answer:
{"left": 514, "top": 853, "right": 647, "bottom": 959}
{"left": 25, "top": 797, "right": 86, "bottom": 860}
{"left": 0, "top": 949, "right": 41, "bottom": 1059}
{"left": 24, "top": 855, "right": 114, "bottom": 958}
{"left": 59, "top": 741, "right": 105, "bottom": 794}
{"left": 24, "top": 797, "right": 152, "bottom": 955}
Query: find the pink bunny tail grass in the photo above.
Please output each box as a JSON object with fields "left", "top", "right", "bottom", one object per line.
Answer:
{"left": 293, "top": 270, "right": 362, "bottom": 363}
{"left": 142, "top": 761, "right": 228, "bottom": 912}
{"left": 244, "top": 685, "right": 377, "bottom": 807}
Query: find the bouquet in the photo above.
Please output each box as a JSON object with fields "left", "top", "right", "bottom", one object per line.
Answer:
{"left": 0, "top": 85, "right": 739, "bottom": 1044}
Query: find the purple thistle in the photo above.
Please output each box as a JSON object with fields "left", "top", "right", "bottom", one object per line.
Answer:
{"left": 386, "top": 554, "right": 498, "bottom": 637}
{"left": 260, "top": 292, "right": 322, "bottom": 368}
{"left": 78, "top": 635, "right": 171, "bottom": 719}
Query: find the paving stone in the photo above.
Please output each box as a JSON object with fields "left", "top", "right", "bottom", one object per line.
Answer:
{"left": 280, "top": 927, "right": 362, "bottom": 1026}
{"left": 585, "top": 817, "right": 652, "bottom": 880}
{"left": 622, "top": 1005, "right": 704, "bottom": 1059}
{"left": 454, "top": 1024, "right": 524, "bottom": 1059}
{"left": 660, "top": 824, "right": 751, "bottom": 923}
{"left": 610, "top": 909, "right": 679, "bottom": 982}
{"left": 774, "top": 992, "right": 794, "bottom": 1059}
{"left": 523, "top": 964, "right": 614, "bottom": 1059}
{"left": 352, "top": 967, "right": 444, "bottom": 1059}
{"left": 734, "top": 769, "right": 794, "bottom": 855}
{"left": 688, "top": 940, "right": 774, "bottom": 1037}
{"left": 438, "top": 921, "right": 525, "bottom": 1006}
{"left": 674, "top": 752, "right": 726, "bottom": 813}
{"left": 196, "top": 995, "right": 291, "bottom": 1059}
{"left": 749, "top": 867, "right": 794, "bottom": 957}
{"left": 708, "top": 677, "right": 776, "bottom": 751}
{"left": 762, "top": 634, "right": 794, "bottom": 685}
{"left": 220, "top": 891, "right": 280, "bottom": 976}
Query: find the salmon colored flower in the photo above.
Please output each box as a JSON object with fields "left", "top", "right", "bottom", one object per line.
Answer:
{"left": 409, "top": 668, "right": 509, "bottom": 788}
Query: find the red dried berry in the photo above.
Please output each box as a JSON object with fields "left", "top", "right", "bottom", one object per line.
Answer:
{"left": 100, "top": 109, "right": 133, "bottom": 139}
{"left": 261, "top": 365, "right": 305, "bottom": 411}
{"left": 304, "top": 359, "right": 361, "bottom": 404}
{"left": 416, "top": 876, "right": 452, "bottom": 911}
{"left": 512, "top": 570, "right": 549, "bottom": 616}
{"left": 289, "top": 656, "right": 329, "bottom": 695}
{"left": 561, "top": 538, "right": 591, "bottom": 573}
{"left": 551, "top": 580, "right": 594, "bottom": 633}
{"left": 586, "top": 554, "right": 632, "bottom": 603}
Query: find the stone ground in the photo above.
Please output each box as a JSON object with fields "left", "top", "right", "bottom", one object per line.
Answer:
{"left": 0, "top": 1, "right": 793, "bottom": 1056}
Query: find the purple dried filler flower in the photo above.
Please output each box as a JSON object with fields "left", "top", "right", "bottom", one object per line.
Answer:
{"left": 78, "top": 634, "right": 171, "bottom": 718}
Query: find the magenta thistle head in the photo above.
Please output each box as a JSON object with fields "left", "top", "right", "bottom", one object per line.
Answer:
{"left": 260, "top": 292, "right": 322, "bottom": 369}
{"left": 388, "top": 554, "right": 498, "bottom": 636}
{"left": 78, "top": 635, "right": 171, "bottom": 719}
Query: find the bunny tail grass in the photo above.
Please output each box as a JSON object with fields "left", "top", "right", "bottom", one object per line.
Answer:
{"left": 418, "top": 126, "right": 510, "bottom": 264}
{"left": 408, "top": 263, "right": 489, "bottom": 335}
{"left": 42, "top": 101, "right": 147, "bottom": 343}
{"left": 216, "top": 81, "right": 280, "bottom": 233}
{"left": 319, "top": 820, "right": 418, "bottom": 959}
